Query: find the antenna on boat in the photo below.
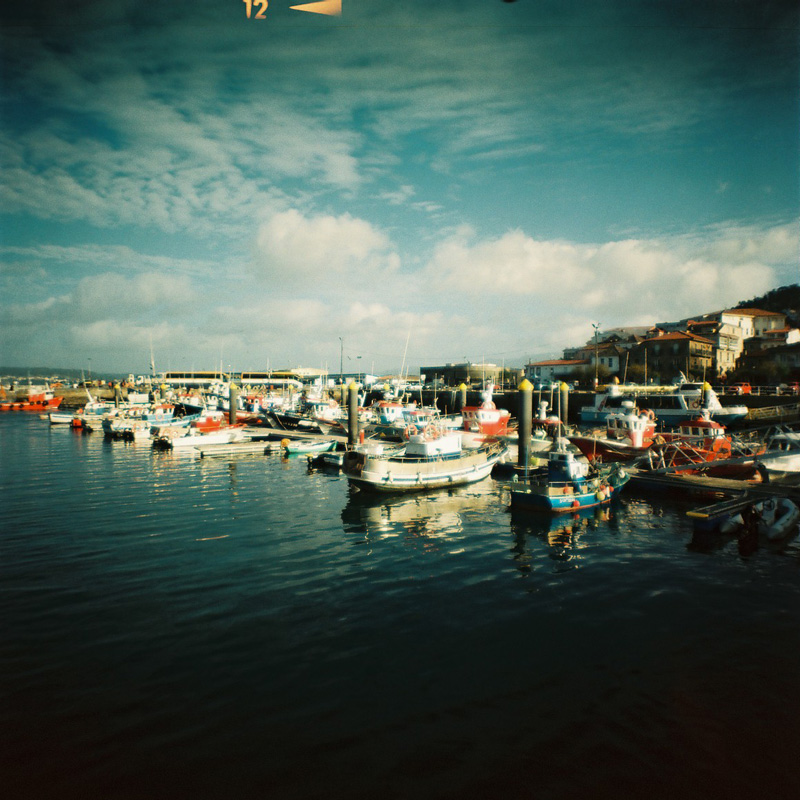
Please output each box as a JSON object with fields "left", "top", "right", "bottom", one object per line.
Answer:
{"left": 399, "top": 328, "right": 411, "bottom": 385}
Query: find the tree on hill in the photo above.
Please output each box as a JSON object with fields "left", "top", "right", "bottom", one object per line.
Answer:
{"left": 734, "top": 283, "right": 800, "bottom": 325}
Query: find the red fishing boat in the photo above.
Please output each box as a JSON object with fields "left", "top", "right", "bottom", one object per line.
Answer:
{"left": 0, "top": 390, "right": 62, "bottom": 411}
{"left": 461, "top": 383, "right": 510, "bottom": 437}
{"left": 640, "top": 412, "right": 764, "bottom": 479}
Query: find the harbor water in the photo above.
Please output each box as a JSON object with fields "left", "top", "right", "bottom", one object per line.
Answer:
{"left": 2, "top": 413, "right": 799, "bottom": 799}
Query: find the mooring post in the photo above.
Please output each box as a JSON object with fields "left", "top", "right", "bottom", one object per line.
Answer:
{"left": 228, "top": 382, "right": 238, "bottom": 426}
{"left": 348, "top": 381, "right": 359, "bottom": 446}
{"left": 458, "top": 382, "right": 467, "bottom": 413}
{"left": 518, "top": 378, "right": 533, "bottom": 470}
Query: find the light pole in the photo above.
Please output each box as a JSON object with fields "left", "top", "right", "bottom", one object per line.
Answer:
{"left": 592, "top": 322, "right": 601, "bottom": 387}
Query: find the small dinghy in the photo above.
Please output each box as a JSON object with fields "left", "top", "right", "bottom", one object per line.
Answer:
{"left": 753, "top": 497, "right": 800, "bottom": 541}
{"left": 282, "top": 438, "right": 337, "bottom": 455}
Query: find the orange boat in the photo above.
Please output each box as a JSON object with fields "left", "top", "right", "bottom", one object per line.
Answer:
{"left": 640, "top": 412, "right": 764, "bottom": 479}
{"left": 0, "top": 390, "right": 62, "bottom": 411}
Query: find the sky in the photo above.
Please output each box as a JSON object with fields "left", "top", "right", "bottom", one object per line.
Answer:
{"left": 1, "top": 0, "right": 798, "bottom": 376}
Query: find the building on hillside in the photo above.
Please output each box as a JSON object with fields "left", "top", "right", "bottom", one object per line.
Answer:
{"left": 774, "top": 342, "right": 800, "bottom": 372}
{"left": 736, "top": 340, "right": 800, "bottom": 381}
{"left": 420, "top": 362, "right": 502, "bottom": 388}
{"left": 561, "top": 343, "right": 625, "bottom": 376}
{"left": 564, "top": 328, "right": 646, "bottom": 359}
{"left": 674, "top": 307, "right": 787, "bottom": 376}
{"left": 719, "top": 307, "right": 787, "bottom": 337}
{"left": 686, "top": 319, "right": 741, "bottom": 378}
{"left": 525, "top": 359, "right": 589, "bottom": 383}
{"left": 629, "top": 331, "right": 714, "bottom": 383}
{"left": 760, "top": 327, "right": 800, "bottom": 348}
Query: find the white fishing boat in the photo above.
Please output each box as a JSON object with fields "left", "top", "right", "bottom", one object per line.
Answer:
{"left": 343, "top": 425, "right": 507, "bottom": 492}
{"left": 580, "top": 381, "right": 747, "bottom": 426}
{"left": 569, "top": 401, "right": 657, "bottom": 463}
{"left": 48, "top": 411, "right": 76, "bottom": 425}
{"left": 154, "top": 424, "right": 247, "bottom": 449}
{"left": 101, "top": 404, "right": 175, "bottom": 438}
{"left": 757, "top": 430, "right": 800, "bottom": 477}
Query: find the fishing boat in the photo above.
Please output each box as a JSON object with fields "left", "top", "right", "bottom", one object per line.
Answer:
{"left": 569, "top": 402, "right": 656, "bottom": 463}
{"left": 757, "top": 430, "right": 800, "bottom": 477}
{"left": 366, "top": 400, "right": 442, "bottom": 440}
{"left": 636, "top": 411, "right": 764, "bottom": 478}
{"left": 70, "top": 397, "right": 117, "bottom": 429}
{"left": 123, "top": 419, "right": 154, "bottom": 442}
{"left": 509, "top": 438, "right": 629, "bottom": 513}
{"left": 1, "top": 389, "right": 62, "bottom": 412}
{"left": 580, "top": 381, "right": 747, "bottom": 426}
{"left": 153, "top": 424, "right": 247, "bottom": 449}
{"left": 343, "top": 425, "right": 507, "bottom": 492}
{"left": 461, "top": 383, "right": 510, "bottom": 436}
{"left": 101, "top": 404, "right": 175, "bottom": 438}
{"left": 48, "top": 411, "right": 76, "bottom": 425}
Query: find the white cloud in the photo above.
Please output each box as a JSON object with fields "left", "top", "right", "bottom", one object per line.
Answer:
{"left": 421, "top": 220, "right": 794, "bottom": 332}
{"left": 254, "top": 209, "right": 399, "bottom": 285}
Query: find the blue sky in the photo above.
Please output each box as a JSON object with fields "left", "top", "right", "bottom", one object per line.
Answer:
{"left": 1, "top": 0, "right": 798, "bottom": 375}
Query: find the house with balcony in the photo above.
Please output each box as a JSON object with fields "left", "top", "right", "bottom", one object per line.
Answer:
{"left": 629, "top": 331, "right": 714, "bottom": 383}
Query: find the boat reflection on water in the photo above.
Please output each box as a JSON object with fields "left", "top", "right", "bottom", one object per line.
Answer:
{"left": 509, "top": 503, "right": 616, "bottom": 572}
{"left": 341, "top": 479, "right": 498, "bottom": 551}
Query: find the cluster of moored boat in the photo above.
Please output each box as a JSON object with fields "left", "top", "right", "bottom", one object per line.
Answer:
{"left": 4, "top": 379, "right": 799, "bottom": 535}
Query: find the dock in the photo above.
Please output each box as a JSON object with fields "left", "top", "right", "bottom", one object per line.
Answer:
{"left": 627, "top": 465, "right": 800, "bottom": 532}
{"left": 627, "top": 466, "right": 800, "bottom": 501}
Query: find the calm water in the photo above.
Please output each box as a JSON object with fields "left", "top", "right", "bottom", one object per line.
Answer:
{"left": 2, "top": 413, "right": 799, "bottom": 800}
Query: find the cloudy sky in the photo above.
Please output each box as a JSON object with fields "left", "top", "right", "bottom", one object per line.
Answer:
{"left": 1, "top": 0, "right": 798, "bottom": 375}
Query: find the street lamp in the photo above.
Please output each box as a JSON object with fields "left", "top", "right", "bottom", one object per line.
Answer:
{"left": 592, "top": 322, "right": 601, "bottom": 387}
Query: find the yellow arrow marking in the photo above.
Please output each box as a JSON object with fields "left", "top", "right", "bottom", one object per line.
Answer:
{"left": 290, "top": 0, "right": 341, "bottom": 15}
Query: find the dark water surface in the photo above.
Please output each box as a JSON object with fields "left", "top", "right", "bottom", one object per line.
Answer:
{"left": 2, "top": 414, "right": 799, "bottom": 799}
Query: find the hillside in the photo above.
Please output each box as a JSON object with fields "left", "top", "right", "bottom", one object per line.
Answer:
{"left": 734, "top": 283, "right": 800, "bottom": 325}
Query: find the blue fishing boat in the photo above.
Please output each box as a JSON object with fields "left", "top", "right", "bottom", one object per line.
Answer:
{"left": 510, "top": 438, "right": 629, "bottom": 513}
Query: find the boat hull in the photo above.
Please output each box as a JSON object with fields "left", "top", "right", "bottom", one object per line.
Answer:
{"left": 568, "top": 434, "right": 649, "bottom": 463}
{"left": 510, "top": 469, "right": 629, "bottom": 513}
{"left": 343, "top": 444, "right": 506, "bottom": 492}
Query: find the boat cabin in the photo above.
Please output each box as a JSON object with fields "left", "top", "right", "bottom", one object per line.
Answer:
{"left": 605, "top": 401, "right": 656, "bottom": 447}
{"left": 677, "top": 415, "right": 726, "bottom": 441}
{"left": 405, "top": 432, "right": 462, "bottom": 458}
{"left": 547, "top": 441, "right": 590, "bottom": 483}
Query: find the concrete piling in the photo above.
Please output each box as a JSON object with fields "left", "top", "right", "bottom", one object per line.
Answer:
{"left": 347, "top": 382, "right": 359, "bottom": 446}
{"left": 518, "top": 379, "right": 533, "bottom": 469}
{"left": 702, "top": 381, "right": 712, "bottom": 409}
{"left": 228, "top": 383, "right": 238, "bottom": 426}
